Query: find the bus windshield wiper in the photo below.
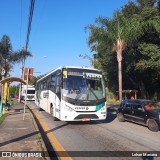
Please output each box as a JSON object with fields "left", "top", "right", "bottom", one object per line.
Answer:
{"left": 89, "top": 88, "right": 99, "bottom": 101}
{"left": 75, "top": 89, "right": 99, "bottom": 102}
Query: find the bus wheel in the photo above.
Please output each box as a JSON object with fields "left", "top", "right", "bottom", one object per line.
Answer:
{"left": 39, "top": 108, "right": 43, "bottom": 111}
{"left": 50, "top": 105, "right": 53, "bottom": 115}
{"left": 50, "top": 104, "right": 57, "bottom": 121}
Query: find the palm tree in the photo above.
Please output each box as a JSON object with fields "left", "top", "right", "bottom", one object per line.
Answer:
{"left": 87, "top": 12, "right": 142, "bottom": 101}
{"left": 101, "top": 15, "right": 127, "bottom": 102}
{"left": 115, "top": 38, "right": 126, "bottom": 101}
{"left": 13, "top": 47, "right": 33, "bottom": 102}
{"left": 14, "top": 47, "right": 33, "bottom": 79}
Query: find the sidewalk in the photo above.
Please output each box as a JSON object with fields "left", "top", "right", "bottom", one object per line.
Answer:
{"left": 0, "top": 99, "right": 48, "bottom": 160}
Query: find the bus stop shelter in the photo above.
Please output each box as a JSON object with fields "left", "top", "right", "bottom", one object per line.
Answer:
{"left": 122, "top": 89, "right": 138, "bottom": 99}
{"left": 0, "top": 77, "right": 26, "bottom": 117}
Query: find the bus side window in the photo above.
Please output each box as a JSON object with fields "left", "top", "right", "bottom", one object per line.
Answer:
{"left": 47, "top": 78, "right": 50, "bottom": 89}
{"left": 56, "top": 76, "right": 61, "bottom": 93}
{"left": 40, "top": 82, "right": 43, "bottom": 89}
{"left": 43, "top": 80, "right": 47, "bottom": 89}
{"left": 36, "top": 83, "right": 39, "bottom": 90}
{"left": 50, "top": 75, "right": 56, "bottom": 88}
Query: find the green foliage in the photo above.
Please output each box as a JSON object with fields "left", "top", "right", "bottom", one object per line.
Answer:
{"left": 137, "top": 0, "right": 156, "bottom": 7}
{"left": 136, "top": 43, "right": 160, "bottom": 70}
{"left": 9, "top": 85, "right": 19, "bottom": 94}
{"left": 0, "top": 35, "right": 33, "bottom": 79}
{"left": 0, "top": 114, "right": 6, "bottom": 125}
{"left": 86, "top": 0, "right": 160, "bottom": 100}
{"left": 0, "top": 35, "right": 14, "bottom": 77}
{"left": 13, "top": 48, "right": 32, "bottom": 63}
{"left": 29, "top": 74, "right": 46, "bottom": 86}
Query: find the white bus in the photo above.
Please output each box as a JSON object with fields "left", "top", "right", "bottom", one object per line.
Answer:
{"left": 21, "top": 85, "right": 35, "bottom": 101}
{"left": 35, "top": 66, "right": 107, "bottom": 121}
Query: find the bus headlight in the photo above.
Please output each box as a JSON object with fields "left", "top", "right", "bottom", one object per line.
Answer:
{"left": 64, "top": 105, "right": 74, "bottom": 112}
{"left": 100, "top": 106, "right": 106, "bottom": 111}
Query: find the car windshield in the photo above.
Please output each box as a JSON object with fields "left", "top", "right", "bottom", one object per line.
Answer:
{"left": 142, "top": 100, "right": 160, "bottom": 110}
{"left": 62, "top": 75, "right": 105, "bottom": 101}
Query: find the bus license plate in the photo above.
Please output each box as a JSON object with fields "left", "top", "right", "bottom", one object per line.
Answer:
{"left": 82, "top": 118, "right": 91, "bottom": 121}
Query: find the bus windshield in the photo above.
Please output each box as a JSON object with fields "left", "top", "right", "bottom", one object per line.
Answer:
{"left": 63, "top": 74, "right": 105, "bottom": 101}
{"left": 27, "top": 90, "right": 35, "bottom": 94}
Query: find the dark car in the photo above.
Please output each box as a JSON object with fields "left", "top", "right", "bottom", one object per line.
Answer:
{"left": 117, "top": 99, "right": 160, "bottom": 132}
{"left": 9, "top": 93, "right": 14, "bottom": 98}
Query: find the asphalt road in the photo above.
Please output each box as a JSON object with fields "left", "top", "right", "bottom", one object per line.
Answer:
{"left": 27, "top": 101, "right": 160, "bottom": 160}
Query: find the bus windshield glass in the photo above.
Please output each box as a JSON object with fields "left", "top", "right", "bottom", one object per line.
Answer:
{"left": 27, "top": 90, "right": 35, "bottom": 94}
{"left": 63, "top": 73, "right": 105, "bottom": 101}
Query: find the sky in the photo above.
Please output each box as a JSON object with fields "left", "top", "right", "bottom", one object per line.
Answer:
{"left": 0, "top": 0, "right": 130, "bottom": 79}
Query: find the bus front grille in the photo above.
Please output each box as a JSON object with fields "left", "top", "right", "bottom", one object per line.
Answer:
{"left": 74, "top": 114, "right": 98, "bottom": 120}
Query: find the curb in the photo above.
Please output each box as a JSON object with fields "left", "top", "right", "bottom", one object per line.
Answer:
{"left": 28, "top": 107, "right": 50, "bottom": 160}
{"left": 27, "top": 105, "right": 72, "bottom": 160}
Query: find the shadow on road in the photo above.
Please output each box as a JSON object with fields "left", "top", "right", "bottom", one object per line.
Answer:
{"left": 45, "top": 123, "right": 69, "bottom": 133}
{"left": 105, "top": 112, "right": 117, "bottom": 123}
{"left": 67, "top": 112, "right": 117, "bottom": 125}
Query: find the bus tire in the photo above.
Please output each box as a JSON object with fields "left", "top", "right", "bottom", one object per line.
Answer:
{"left": 39, "top": 108, "right": 43, "bottom": 111}
{"left": 50, "top": 104, "right": 57, "bottom": 121}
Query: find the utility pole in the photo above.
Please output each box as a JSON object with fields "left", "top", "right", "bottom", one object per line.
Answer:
{"left": 23, "top": 68, "right": 29, "bottom": 120}
{"left": 18, "top": 47, "right": 25, "bottom": 102}
{"left": 23, "top": 67, "right": 34, "bottom": 120}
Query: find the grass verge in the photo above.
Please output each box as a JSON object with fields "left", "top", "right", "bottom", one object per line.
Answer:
{"left": 35, "top": 135, "right": 47, "bottom": 160}
{"left": 0, "top": 114, "right": 6, "bottom": 125}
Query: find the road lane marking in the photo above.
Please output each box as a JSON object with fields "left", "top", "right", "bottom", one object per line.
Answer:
{"left": 28, "top": 106, "right": 72, "bottom": 160}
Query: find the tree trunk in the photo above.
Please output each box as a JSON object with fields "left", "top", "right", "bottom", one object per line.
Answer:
{"left": 117, "top": 48, "right": 123, "bottom": 102}
{"left": 116, "top": 38, "right": 125, "bottom": 102}
{"left": 118, "top": 60, "right": 122, "bottom": 102}
{"left": 139, "top": 81, "right": 146, "bottom": 99}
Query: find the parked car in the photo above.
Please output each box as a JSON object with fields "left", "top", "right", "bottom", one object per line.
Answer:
{"left": 117, "top": 99, "right": 160, "bottom": 132}
{"left": 14, "top": 94, "right": 19, "bottom": 99}
{"left": 9, "top": 93, "right": 14, "bottom": 98}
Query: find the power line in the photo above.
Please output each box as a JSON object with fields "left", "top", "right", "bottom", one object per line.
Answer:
{"left": 19, "top": 0, "right": 22, "bottom": 47}
{"left": 25, "top": 0, "right": 35, "bottom": 50}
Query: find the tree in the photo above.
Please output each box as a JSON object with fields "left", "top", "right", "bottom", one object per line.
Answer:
{"left": 0, "top": 35, "right": 13, "bottom": 79}
{"left": 13, "top": 47, "right": 33, "bottom": 79}
{"left": 0, "top": 35, "right": 33, "bottom": 80}
{"left": 121, "top": 0, "right": 160, "bottom": 99}
{"left": 86, "top": 0, "right": 160, "bottom": 100}
{"left": 86, "top": 12, "right": 142, "bottom": 101}
{"left": 29, "top": 74, "right": 46, "bottom": 86}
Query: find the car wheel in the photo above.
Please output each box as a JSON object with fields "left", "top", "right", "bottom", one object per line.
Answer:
{"left": 117, "top": 113, "right": 125, "bottom": 122}
{"left": 148, "top": 119, "right": 159, "bottom": 132}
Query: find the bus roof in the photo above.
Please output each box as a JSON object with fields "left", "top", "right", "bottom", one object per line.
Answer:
{"left": 22, "top": 85, "right": 35, "bottom": 88}
{"left": 37, "top": 66, "right": 101, "bottom": 83}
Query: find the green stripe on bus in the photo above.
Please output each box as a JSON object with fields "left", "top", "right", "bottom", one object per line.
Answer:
{"left": 96, "top": 103, "right": 105, "bottom": 111}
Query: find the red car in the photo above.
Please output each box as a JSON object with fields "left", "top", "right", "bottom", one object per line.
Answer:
{"left": 14, "top": 94, "right": 19, "bottom": 99}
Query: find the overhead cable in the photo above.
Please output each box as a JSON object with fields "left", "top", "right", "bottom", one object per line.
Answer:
{"left": 25, "top": 0, "right": 35, "bottom": 50}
